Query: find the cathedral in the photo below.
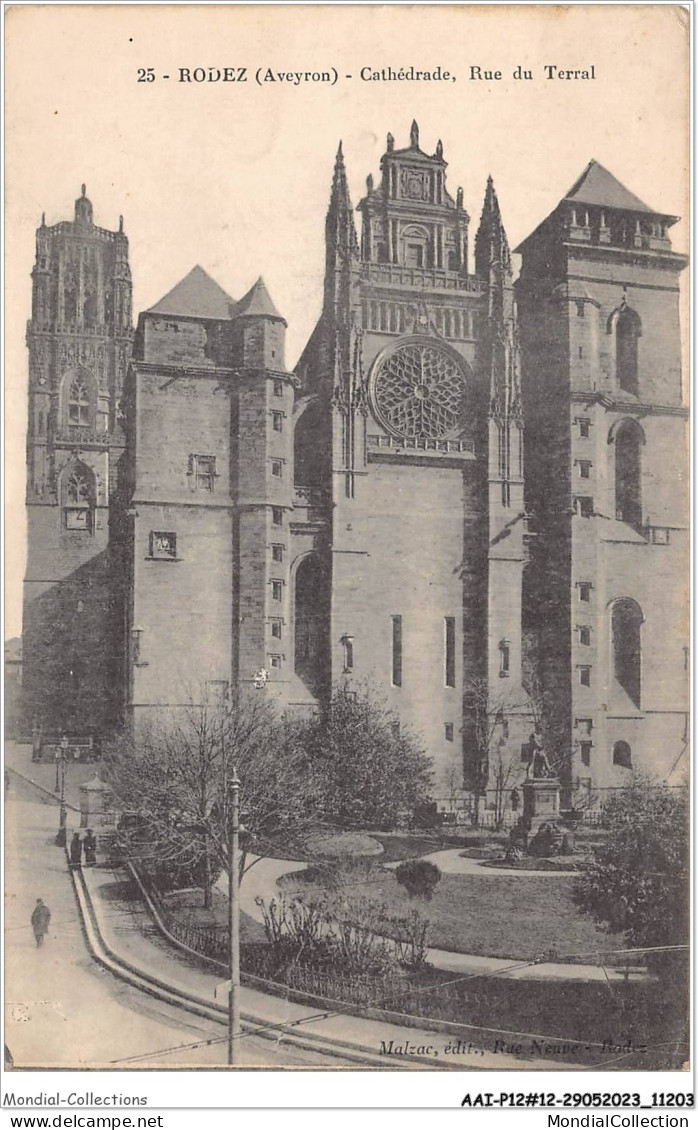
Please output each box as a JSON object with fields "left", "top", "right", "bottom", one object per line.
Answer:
{"left": 22, "top": 123, "right": 689, "bottom": 805}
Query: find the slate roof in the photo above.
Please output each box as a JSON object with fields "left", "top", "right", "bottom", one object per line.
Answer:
{"left": 147, "top": 265, "right": 236, "bottom": 320}
{"left": 235, "top": 277, "right": 285, "bottom": 322}
{"left": 563, "top": 160, "right": 654, "bottom": 214}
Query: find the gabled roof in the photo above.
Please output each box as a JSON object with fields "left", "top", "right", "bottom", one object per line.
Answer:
{"left": 563, "top": 160, "right": 654, "bottom": 214}
{"left": 387, "top": 145, "right": 442, "bottom": 164}
{"left": 235, "top": 276, "right": 285, "bottom": 323}
{"left": 147, "top": 265, "right": 236, "bottom": 320}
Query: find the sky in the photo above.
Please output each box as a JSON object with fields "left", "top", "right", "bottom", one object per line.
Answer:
{"left": 4, "top": 3, "right": 689, "bottom": 641}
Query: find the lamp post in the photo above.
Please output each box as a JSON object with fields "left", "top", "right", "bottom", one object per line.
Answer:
{"left": 227, "top": 767, "right": 241, "bottom": 1066}
{"left": 55, "top": 736, "right": 69, "bottom": 847}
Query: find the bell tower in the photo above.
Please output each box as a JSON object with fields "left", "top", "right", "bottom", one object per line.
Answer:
{"left": 23, "top": 186, "right": 134, "bottom": 734}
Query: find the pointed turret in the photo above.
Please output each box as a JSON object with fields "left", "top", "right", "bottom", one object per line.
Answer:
{"left": 234, "top": 276, "right": 287, "bottom": 370}
{"left": 475, "top": 175, "right": 512, "bottom": 282}
{"left": 410, "top": 119, "right": 419, "bottom": 148}
{"left": 235, "top": 276, "right": 286, "bottom": 324}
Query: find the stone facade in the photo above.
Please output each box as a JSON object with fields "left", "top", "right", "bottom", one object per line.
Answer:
{"left": 22, "top": 131, "right": 689, "bottom": 801}
{"left": 23, "top": 187, "right": 133, "bottom": 735}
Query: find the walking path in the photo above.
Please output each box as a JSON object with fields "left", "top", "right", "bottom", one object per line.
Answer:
{"left": 234, "top": 856, "right": 648, "bottom": 982}
{"left": 415, "top": 848, "right": 574, "bottom": 879}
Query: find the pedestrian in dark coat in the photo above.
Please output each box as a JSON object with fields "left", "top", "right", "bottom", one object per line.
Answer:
{"left": 69, "top": 831, "right": 83, "bottom": 866}
{"left": 31, "top": 899, "right": 51, "bottom": 947}
{"left": 83, "top": 829, "right": 97, "bottom": 866}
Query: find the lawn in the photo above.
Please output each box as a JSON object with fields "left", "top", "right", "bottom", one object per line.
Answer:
{"left": 278, "top": 866, "right": 619, "bottom": 965}
{"left": 162, "top": 887, "right": 267, "bottom": 944}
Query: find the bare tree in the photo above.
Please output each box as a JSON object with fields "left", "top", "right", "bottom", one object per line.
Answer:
{"left": 464, "top": 676, "right": 531, "bottom": 827}
{"left": 104, "top": 686, "right": 319, "bottom": 906}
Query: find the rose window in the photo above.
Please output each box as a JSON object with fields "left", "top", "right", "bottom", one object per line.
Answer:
{"left": 371, "top": 340, "right": 468, "bottom": 439}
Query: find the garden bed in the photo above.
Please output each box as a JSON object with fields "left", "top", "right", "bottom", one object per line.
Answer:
{"left": 278, "top": 865, "right": 623, "bottom": 965}
{"left": 480, "top": 856, "right": 582, "bottom": 872}
{"left": 161, "top": 886, "right": 267, "bottom": 944}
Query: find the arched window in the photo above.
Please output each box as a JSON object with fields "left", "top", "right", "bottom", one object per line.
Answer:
{"left": 615, "top": 306, "right": 641, "bottom": 396}
{"left": 68, "top": 379, "right": 91, "bottom": 426}
{"left": 400, "top": 225, "right": 429, "bottom": 269}
{"left": 294, "top": 400, "right": 328, "bottom": 488}
{"left": 61, "top": 462, "right": 95, "bottom": 532}
{"left": 612, "top": 740, "right": 632, "bottom": 769}
{"left": 61, "top": 367, "right": 96, "bottom": 432}
{"left": 614, "top": 419, "right": 643, "bottom": 528}
{"left": 611, "top": 598, "right": 643, "bottom": 708}
{"left": 294, "top": 554, "right": 329, "bottom": 696}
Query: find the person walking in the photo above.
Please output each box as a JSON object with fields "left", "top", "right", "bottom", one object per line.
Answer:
{"left": 69, "top": 831, "right": 83, "bottom": 867}
{"left": 31, "top": 899, "right": 51, "bottom": 947}
{"left": 83, "top": 828, "right": 97, "bottom": 866}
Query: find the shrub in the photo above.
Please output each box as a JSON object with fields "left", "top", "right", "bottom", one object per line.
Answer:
{"left": 394, "top": 858, "right": 441, "bottom": 900}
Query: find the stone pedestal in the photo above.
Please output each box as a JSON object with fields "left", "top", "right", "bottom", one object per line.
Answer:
{"left": 522, "top": 777, "right": 560, "bottom": 833}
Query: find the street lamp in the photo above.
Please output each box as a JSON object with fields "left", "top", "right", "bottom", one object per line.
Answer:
{"left": 227, "top": 767, "right": 241, "bottom": 1066}
{"left": 55, "top": 736, "right": 69, "bottom": 847}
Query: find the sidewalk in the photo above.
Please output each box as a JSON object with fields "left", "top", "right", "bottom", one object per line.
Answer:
{"left": 5, "top": 740, "right": 97, "bottom": 810}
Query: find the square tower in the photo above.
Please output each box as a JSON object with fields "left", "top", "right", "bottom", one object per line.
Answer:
{"left": 517, "top": 161, "right": 689, "bottom": 796}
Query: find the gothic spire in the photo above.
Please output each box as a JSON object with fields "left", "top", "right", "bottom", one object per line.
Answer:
{"left": 326, "top": 141, "right": 359, "bottom": 258}
{"left": 475, "top": 175, "right": 512, "bottom": 281}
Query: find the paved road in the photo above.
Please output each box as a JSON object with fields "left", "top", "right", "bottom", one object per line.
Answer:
{"left": 3, "top": 783, "right": 342, "bottom": 1068}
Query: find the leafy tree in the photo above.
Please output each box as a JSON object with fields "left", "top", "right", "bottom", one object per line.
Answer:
{"left": 104, "top": 686, "right": 319, "bottom": 906}
{"left": 573, "top": 777, "right": 689, "bottom": 974}
{"left": 301, "top": 683, "right": 433, "bottom": 829}
{"left": 395, "top": 858, "right": 441, "bottom": 900}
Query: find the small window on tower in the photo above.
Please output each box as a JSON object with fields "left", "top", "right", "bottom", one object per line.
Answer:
{"left": 68, "top": 379, "right": 91, "bottom": 427}
{"left": 576, "top": 301, "right": 585, "bottom": 318}
{"left": 271, "top": 543, "right": 284, "bottom": 563}
{"left": 613, "top": 740, "right": 632, "bottom": 769}
{"left": 273, "top": 379, "right": 284, "bottom": 397}
{"left": 578, "top": 665, "right": 591, "bottom": 687}
{"left": 64, "top": 469, "right": 94, "bottom": 532}
{"left": 271, "top": 579, "right": 283, "bottom": 601}
{"left": 270, "top": 618, "right": 282, "bottom": 640}
{"left": 445, "top": 617, "right": 456, "bottom": 688}
{"left": 272, "top": 411, "right": 283, "bottom": 433}
{"left": 499, "top": 640, "right": 510, "bottom": 678}
{"left": 150, "top": 532, "right": 177, "bottom": 560}
{"left": 577, "top": 460, "right": 592, "bottom": 479}
{"left": 272, "top": 507, "right": 283, "bottom": 526}
{"left": 578, "top": 626, "right": 591, "bottom": 646}
{"left": 577, "top": 582, "right": 593, "bottom": 602}
{"left": 189, "top": 454, "right": 216, "bottom": 492}
{"left": 576, "top": 496, "right": 594, "bottom": 518}
{"left": 580, "top": 741, "right": 592, "bottom": 767}
{"left": 444, "top": 722, "right": 454, "bottom": 743}
{"left": 271, "top": 460, "right": 283, "bottom": 478}
{"left": 576, "top": 718, "right": 593, "bottom": 735}
{"left": 578, "top": 418, "right": 591, "bottom": 438}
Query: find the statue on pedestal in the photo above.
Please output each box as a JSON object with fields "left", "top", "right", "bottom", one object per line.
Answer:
{"left": 526, "top": 727, "right": 553, "bottom": 778}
